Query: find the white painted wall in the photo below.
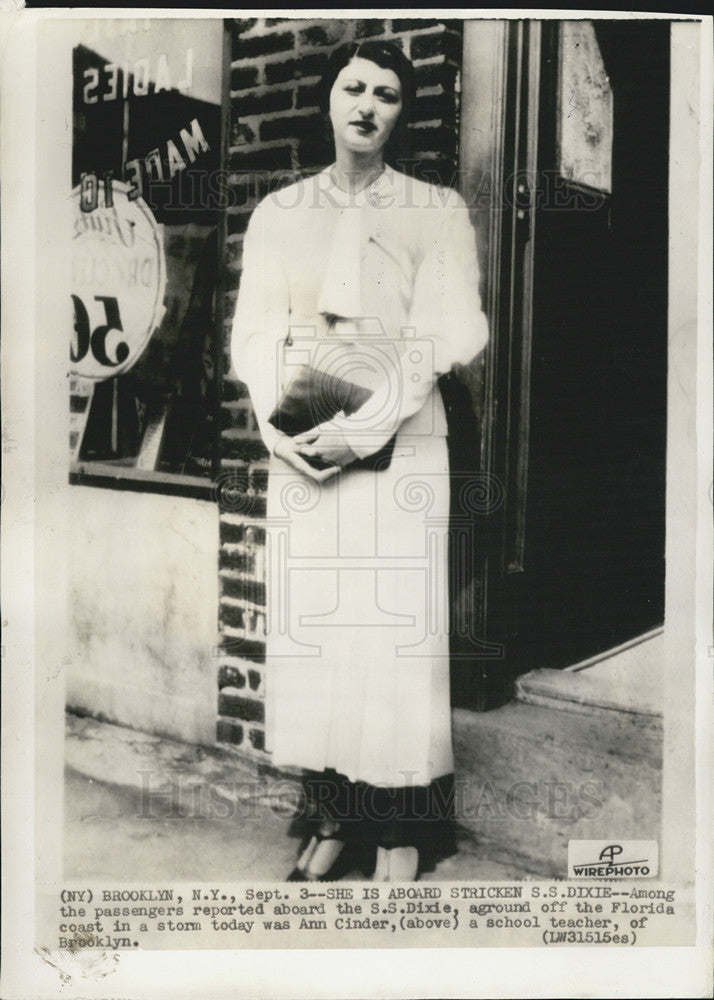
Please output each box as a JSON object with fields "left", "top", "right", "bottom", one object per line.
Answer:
{"left": 66, "top": 486, "right": 220, "bottom": 746}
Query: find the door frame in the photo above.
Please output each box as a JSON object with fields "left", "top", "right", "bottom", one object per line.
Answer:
{"left": 459, "top": 20, "right": 541, "bottom": 660}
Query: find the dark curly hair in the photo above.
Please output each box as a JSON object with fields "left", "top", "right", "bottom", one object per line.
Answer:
{"left": 317, "top": 39, "right": 416, "bottom": 166}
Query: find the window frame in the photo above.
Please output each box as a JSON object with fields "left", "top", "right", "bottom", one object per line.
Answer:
{"left": 69, "top": 19, "right": 231, "bottom": 500}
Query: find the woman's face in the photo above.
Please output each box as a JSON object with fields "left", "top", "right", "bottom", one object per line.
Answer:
{"left": 329, "top": 56, "right": 403, "bottom": 158}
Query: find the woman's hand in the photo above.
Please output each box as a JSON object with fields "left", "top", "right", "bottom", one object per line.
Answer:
{"left": 273, "top": 433, "right": 342, "bottom": 483}
{"left": 294, "top": 425, "right": 358, "bottom": 469}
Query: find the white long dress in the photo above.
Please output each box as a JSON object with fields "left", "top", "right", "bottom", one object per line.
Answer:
{"left": 231, "top": 165, "right": 488, "bottom": 790}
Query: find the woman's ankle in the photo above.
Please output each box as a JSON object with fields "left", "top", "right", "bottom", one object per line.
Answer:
{"left": 304, "top": 835, "right": 344, "bottom": 878}
{"left": 295, "top": 819, "right": 345, "bottom": 878}
{"left": 372, "top": 845, "right": 419, "bottom": 881}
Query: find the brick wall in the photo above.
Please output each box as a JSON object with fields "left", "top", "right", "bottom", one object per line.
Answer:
{"left": 216, "top": 17, "right": 465, "bottom": 759}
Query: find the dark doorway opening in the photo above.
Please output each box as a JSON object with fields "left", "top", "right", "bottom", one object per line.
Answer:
{"left": 479, "top": 20, "right": 669, "bottom": 692}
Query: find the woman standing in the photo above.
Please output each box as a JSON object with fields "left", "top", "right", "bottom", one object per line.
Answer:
{"left": 231, "top": 40, "right": 489, "bottom": 881}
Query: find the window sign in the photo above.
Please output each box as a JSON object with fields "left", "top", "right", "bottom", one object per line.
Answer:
{"left": 70, "top": 18, "right": 225, "bottom": 482}
{"left": 71, "top": 180, "right": 167, "bottom": 382}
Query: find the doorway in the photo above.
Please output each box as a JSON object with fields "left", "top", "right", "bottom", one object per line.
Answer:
{"left": 458, "top": 20, "right": 669, "bottom": 697}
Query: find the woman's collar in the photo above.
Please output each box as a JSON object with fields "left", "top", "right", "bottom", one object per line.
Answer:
{"left": 316, "top": 163, "right": 398, "bottom": 207}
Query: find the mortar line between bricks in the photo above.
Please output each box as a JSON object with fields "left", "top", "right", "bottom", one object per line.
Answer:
{"left": 220, "top": 614, "right": 265, "bottom": 629}
{"left": 219, "top": 687, "right": 265, "bottom": 704}
{"left": 412, "top": 56, "right": 448, "bottom": 67}
{"left": 218, "top": 654, "right": 265, "bottom": 669}
{"left": 219, "top": 623, "right": 264, "bottom": 639}
{"left": 217, "top": 653, "right": 264, "bottom": 677}
{"left": 219, "top": 514, "right": 268, "bottom": 529}
{"left": 218, "top": 685, "right": 265, "bottom": 703}
{"left": 219, "top": 575, "right": 265, "bottom": 590}
{"left": 220, "top": 624, "right": 266, "bottom": 639}
{"left": 219, "top": 547, "right": 264, "bottom": 562}
{"left": 220, "top": 598, "right": 265, "bottom": 614}
{"left": 228, "top": 141, "right": 296, "bottom": 156}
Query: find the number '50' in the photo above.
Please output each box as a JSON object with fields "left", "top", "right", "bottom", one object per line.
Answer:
{"left": 71, "top": 294, "right": 130, "bottom": 367}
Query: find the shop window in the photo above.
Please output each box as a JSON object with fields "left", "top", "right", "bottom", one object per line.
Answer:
{"left": 558, "top": 21, "right": 613, "bottom": 194}
{"left": 70, "top": 19, "right": 227, "bottom": 495}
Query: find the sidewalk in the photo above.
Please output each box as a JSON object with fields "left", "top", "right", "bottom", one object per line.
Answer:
{"left": 64, "top": 712, "right": 531, "bottom": 883}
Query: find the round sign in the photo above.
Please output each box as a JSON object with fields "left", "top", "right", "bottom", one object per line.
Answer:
{"left": 70, "top": 178, "right": 166, "bottom": 380}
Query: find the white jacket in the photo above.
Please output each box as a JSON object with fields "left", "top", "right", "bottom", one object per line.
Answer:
{"left": 231, "top": 164, "right": 489, "bottom": 460}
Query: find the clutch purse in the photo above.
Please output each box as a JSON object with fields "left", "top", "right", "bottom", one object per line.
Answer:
{"left": 268, "top": 364, "right": 396, "bottom": 471}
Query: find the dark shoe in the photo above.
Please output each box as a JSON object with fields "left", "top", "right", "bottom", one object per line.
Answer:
{"left": 285, "top": 866, "right": 332, "bottom": 882}
{"left": 286, "top": 866, "right": 309, "bottom": 882}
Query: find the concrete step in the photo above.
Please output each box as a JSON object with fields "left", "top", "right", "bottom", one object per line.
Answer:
{"left": 516, "top": 630, "right": 664, "bottom": 718}
{"left": 452, "top": 695, "right": 661, "bottom": 878}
